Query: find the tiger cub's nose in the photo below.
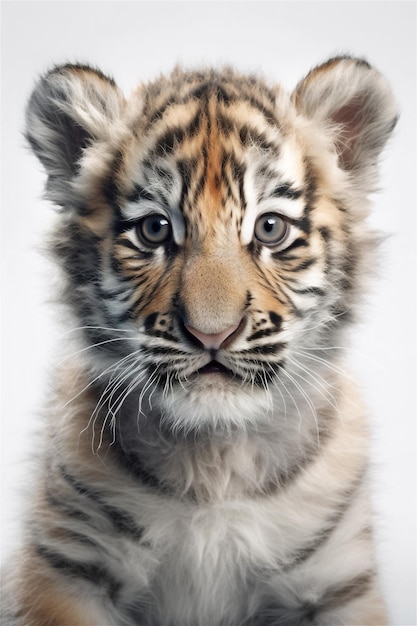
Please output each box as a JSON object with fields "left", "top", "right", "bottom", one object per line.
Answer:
{"left": 185, "top": 320, "right": 245, "bottom": 351}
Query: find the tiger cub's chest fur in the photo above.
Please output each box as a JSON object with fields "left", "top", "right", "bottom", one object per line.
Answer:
{"left": 45, "top": 372, "right": 370, "bottom": 626}
{"left": 3, "top": 57, "right": 397, "bottom": 626}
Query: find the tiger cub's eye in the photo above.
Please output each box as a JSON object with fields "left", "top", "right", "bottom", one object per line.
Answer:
{"left": 136, "top": 214, "right": 172, "bottom": 247}
{"left": 254, "top": 213, "right": 289, "bottom": 247}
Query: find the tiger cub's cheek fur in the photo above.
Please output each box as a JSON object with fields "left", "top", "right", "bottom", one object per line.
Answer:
{"left": 8, "top": 57, "right": 397, "bottom": 626}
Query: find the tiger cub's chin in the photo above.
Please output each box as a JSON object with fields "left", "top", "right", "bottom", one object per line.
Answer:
{"left": 156, "top": 371, "right": 272, "bottom": 432}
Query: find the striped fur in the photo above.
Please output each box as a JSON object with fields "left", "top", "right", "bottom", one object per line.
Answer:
{"left": 2, "top": 57, "right": 397, "bottom": 625}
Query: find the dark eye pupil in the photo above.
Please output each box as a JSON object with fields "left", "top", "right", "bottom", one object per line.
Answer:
{"left": 150, "top": 219, "right": 165, "bottom": 234}
{"left": 264, "top": 218, "right": 275, "bottom": 233}
{"left": 137, "top": 215, "right": 171, "bottom": 246}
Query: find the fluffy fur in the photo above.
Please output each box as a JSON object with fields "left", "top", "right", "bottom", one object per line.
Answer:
{"left": 2, "top": 57, "right": 397, "bottom": 625}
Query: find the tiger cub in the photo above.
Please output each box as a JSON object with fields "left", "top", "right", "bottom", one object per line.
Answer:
{"left": 2, "top": 57, "right": 397, "bottom": 625}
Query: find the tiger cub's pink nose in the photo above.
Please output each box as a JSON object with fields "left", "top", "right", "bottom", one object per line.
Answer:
{"left": 185, "top": 322, "right": 242, "bottom": 351}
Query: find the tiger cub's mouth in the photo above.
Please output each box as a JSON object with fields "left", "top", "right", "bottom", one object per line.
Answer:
{"left": 197, "top": 360, "right": 236, "bottom": 377}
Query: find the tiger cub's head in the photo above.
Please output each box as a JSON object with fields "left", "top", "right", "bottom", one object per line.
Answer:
{"left": 26, "top": 58, "right": 397, "bottom": 433}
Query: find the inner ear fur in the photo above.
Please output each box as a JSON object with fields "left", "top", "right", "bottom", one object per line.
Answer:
{"left": 293, "top": 56, "right": 398, "bottom": 182}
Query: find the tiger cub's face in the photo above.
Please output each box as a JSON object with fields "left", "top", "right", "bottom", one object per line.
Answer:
{"left": 26, "top": 60, "right": 397, "bottom": 432}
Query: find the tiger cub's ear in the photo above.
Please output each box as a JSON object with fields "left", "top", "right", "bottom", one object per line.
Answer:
{"left": 293, "top": 56, "right": 398, "bottom": 191}
{"left": 25, "top": 64, "right": 125, "bottom": 207}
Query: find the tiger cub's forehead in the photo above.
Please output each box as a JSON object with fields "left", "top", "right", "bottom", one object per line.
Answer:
{"left": 119, "top": 69, "right": 306, "bottom": 241}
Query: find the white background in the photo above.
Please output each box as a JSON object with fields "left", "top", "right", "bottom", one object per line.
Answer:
{"left": 1, "top": 2, "right": 416, "bottom": 624}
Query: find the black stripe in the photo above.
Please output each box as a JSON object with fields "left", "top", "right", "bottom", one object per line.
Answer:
{"left": 46, "top": 493, "right": 91, "bottom": 522}
{"left": 238, "top": 124, "right": 280, "bottom": 152}
{"left": 178, "top": 157, "right": 200, "bottom": 211}
{"left": 245, "top": 94, "right": 278, "bottom": 126}
{"left": 60, "top": 467, "right": 144, "bottom": 539}
{"left": 52, "top": 223, "right": 101, "bottom": 286}
{"left": 125, "top": 184, "right": 155, "bottom": 203}
{"left": 154, "top": 164, "right": 176, "bottom": 186}
{"left": 97, "top": 282, "right": 131, "bottom": 302}
{"left": 35, "top": 545, "right": 121, "bottom": 601}
{"left": 286, "top": 284, "right": 327, "bottom": 298}
{"left": 285, "top": 257, "right": 317, "bottom": 272}
{"left": 149, "top": 345, "right": 188, "bottom": 357}
{"left": 318, "top": 571, "right": 374, "bottom": 612}
{"left": 116, "top": 237, "right": 143, "bottom": 252}
{"left": 261, "top": 422, "right": 333, "bottom": 498}
{"left": 243, "top": 569, "right": 374, "bottom": 624}
{"left": 271, "top": 183, "right": 303, "bottom": 200}
{"left": 149, "top": 110, "right": 203, "bottom": 158}
{"left": 277, "top": 238, "right": 308, "bottom": 256}
{"left": 102, "top": 150, "right": 124, "bottom": 213}
{"left": 283, "top": 471, "right": 365, "bottom": 571}
{"left": 112, "top": 446, "right": 173, "bottom": 495}
{"left": 247, "top": 327, "right": 278, "bottom": 342}
{"left": 229, "top": 154, "right": 246, "bottom": 209}
{"left": 145, "top": 94, "right": 178, "bottom": 127}
{"left": 182, "top": 80, "right": 233, "bottom": 106}
{"left": 61, "top": 530, "right": 103, "bottom": 550}
{"left": 187, "top": 109, "right": 204, "bottom": 137}
{"left": 269, "top": 311, "right": 282, "bottom": 328}
{"left": 191, "top": 168, "right": 209, "bottom": 205}
{"left": 245, "top": 290, "right": 254, "bottom": 308}
{"left": 290, "top": 214, "right": 311, "bottom": 234}
{"left": 189, "top": 81, "right": 211, "bottom": 101}
{"left": 239, "top": 343, "right": 286, "bottom": 357}
{"left": 318, "top": 226, "right": 331, "bottom": 242}
{"left": 144, "top": 311, "right": 158, "bottom": 331}
{"left": 148, "top": 330, "right": 178, "bottom": 342}
{"left": 150, "top": 126, "right": 186, "bottom": 156}
{"left": 220, "top": 154, "right": 239, "bottom": 204}
{"left": 217, "top": 110, "right": 234, "bottom": 135}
